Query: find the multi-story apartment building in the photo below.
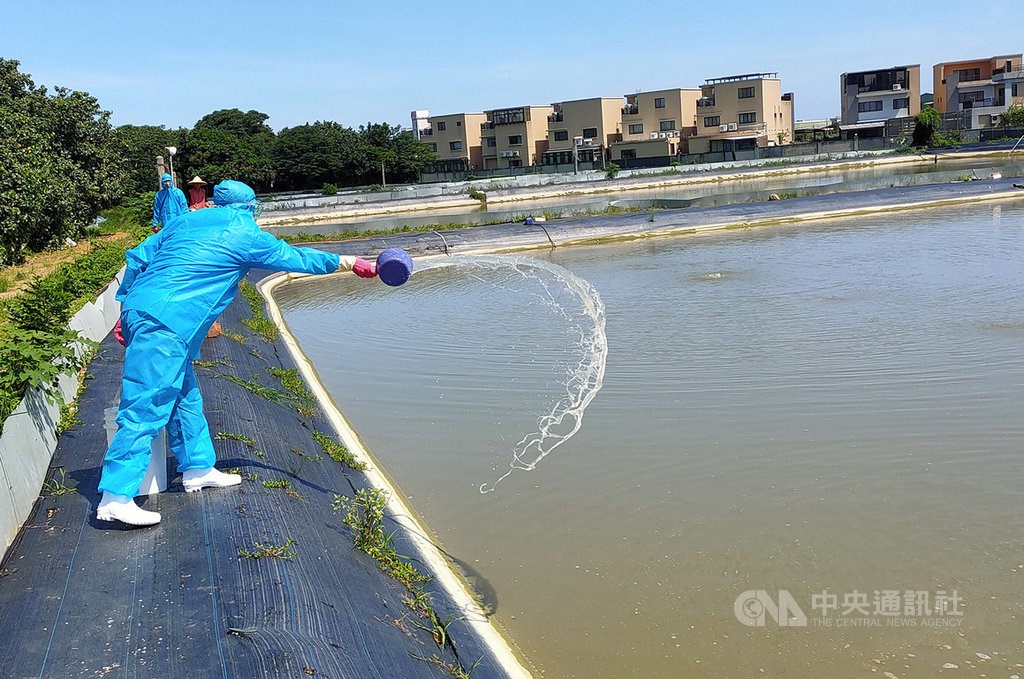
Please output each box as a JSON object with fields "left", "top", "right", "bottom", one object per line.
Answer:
{"left": 610, "top": 88, "right": 700, "bottom": 163}
{"left": 542, "top": 97, "right": 622, "bottom": 167}
{"left": 418, "top": 112, "right": 488, "bottom": 173}
{"left": 839, "top": 65, "right": 920, "bottom": 138}
{"left": 933, "top": 54, "right": 1024, "bottom": 129}
{"left": 687, "top": 73, "right": 794, "bottom": 155}
{"left": 480, "top": 105, "right": 554, "bottom": 169}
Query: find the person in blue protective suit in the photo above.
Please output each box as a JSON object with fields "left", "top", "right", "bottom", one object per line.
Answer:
{"left": 151, "top": 172, "right": 188, "bottom": 232}
{"left": 97, "top": 179, "right": 379, "bottom": 526}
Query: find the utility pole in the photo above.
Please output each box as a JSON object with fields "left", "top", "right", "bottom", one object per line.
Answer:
{"left": 381, "top": 158, "right": 386, "bottom": 188}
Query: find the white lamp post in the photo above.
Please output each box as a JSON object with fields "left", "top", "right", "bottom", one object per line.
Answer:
{"left": 165, "top": 146, "right": 177, "bottom": 186}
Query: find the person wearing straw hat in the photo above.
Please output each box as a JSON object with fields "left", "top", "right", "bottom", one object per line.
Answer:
{"left": 186, "top": 176, "right": 208, "bottom": 210}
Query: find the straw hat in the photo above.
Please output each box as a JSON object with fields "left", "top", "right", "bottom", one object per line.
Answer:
{"left": 188, "top": 176, "right": 207, "bottom": 185}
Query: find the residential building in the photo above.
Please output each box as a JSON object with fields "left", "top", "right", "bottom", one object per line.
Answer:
{"left": 839, "top": 65, "right": 920, "bottom": 138}
{"left": 410, "top": 110, "right": 431, "bottom": 140}
{"left": 480, "top": 105, "right": 554, "bottom": 169}
{"left": 419, "top": 112, "right": 488, "bottom": 173}
{"left": 687, "top": 73, "right": 794, "bottom": 156}
{"left": 933, "top": 54, "right": 1023, "bottom": 128}
{"left": 543, "top": 97, "right": 623, "bottom": 167}
{"left": 611, "top": 88, "right": 699, "bottom": 163}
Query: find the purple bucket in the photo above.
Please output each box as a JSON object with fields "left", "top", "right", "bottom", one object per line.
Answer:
{"left": 376, "top": 248, "right": 413, "bottom": 287}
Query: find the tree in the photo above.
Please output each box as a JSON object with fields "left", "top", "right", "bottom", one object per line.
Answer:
{"left": 112, "top": 124, "right": 185, "bottom": 196}
{"left": 356, "top": 122, "right": 435, "bottom": 186}
{"left": 1000, "top": 102, "right": 1024, "bottom": 127}
{"left": 271, "top": 121, "right": 362, "bottom": 191}
{"left": 0, "top": 58, "right": 122, "bottom": 266}
{"left": 181, "top": 109, "right": 276, "bottom": 191}
{"left": 912, "top": 106, "right": 942, "bottom": 147}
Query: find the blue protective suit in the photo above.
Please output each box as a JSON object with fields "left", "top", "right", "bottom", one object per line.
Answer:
{"left": 152, "top": 173, "right": 188, "bottom": 229}
{"left": 99, "top": 180, "right": 341, "bottom": 497}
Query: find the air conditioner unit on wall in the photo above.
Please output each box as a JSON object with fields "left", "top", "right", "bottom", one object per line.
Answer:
{"left": 658, "top": 132, "right": 669, "bottom": 138}
{"left": 650, "top": 132, "right": 659, "bottom": 139}
{"left": 499, "top": 150, "right": 521, "bottom": 158}
{"left": 892, "top": 84, "right": 903, "bottom": 91}
{"left": 728, "top": 122, "right": 738, "bottom": 131}
{"left": 719, "top": 124, "right": 728, "bottom": 132}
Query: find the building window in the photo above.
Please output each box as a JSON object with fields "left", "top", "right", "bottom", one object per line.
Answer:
{"left": 958, "top": 91, "right": 985, "bottom": 104}
{"left": 449, "top": 140, "right": 462, "bottom": 151}
{"left": 659, "top": 120, "right": 676, "bottom": 131}
{"left": 620, "top": 149, "right": 637, "bottom": 159}
{"left": 492, "top": 108, "right": 526, "bottom": 125}
{"left": 957, "top": 68, "right": 981, "bottom": 82}
{"left": 456, "top": 120, "right": 462, "bottom": 126}
{"left": 508, "top": 135, "right": 522, "bottom": 145}
{"left": 737, "top": 87, "right": 755, "bottom": 99}
{"left": 509, "top": 159, "right": 522, "bottom": 167}
{"left": 893, "top": 98, "right": 909, "bottom": 110}
{"left": 582, "top": 127, "right": 598, "bottom": 139}
{"left": 429, "top": 143, "right": 436, "bottom": 152}
{"left": 437, "top": 121, "right": 446, "bottom": 131}
{"left": 857, "top": 100, "right": 883, "bottom": 112}
{"left": 738, "top": 112, "right": 757, "bottom": 124}
{"left": 553, "top": 130, "right": 569, "bottom": 141}
{"left": 654, "top": 97, "right": 666, "bottom": 108}
{"left": 628, "top": 123, "right": 644, "bottom": 134}
{"left": 485, "top": 137, "right": 496, "bottom": 147}
{"left": 1014, "top": 83, "right": 1021, "bottom": 97}
{"left": 703, "top": 116, "right": 720, "bottom": 127}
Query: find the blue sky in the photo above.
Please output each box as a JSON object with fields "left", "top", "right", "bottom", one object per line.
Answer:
{"left": 2, "top": 1, "right": 1020, "bottom": 132}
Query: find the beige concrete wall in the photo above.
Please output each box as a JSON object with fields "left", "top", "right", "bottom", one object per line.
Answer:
{"left": 690, "top": 75, "right": 794, "bottom": 149}
{"left": 620, "top": 88, "right": 700, "bottom": 143}
{"left": 547, "top": 97, "right": 623, "bottom": 151}
{"left": 427, "top": 112, "right": 487, "bottom": 168}
{"left": 487, "top": 105, "right": 553, "bottom": 167}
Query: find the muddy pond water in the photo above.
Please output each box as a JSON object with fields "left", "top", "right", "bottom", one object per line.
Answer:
{"left": 273, "top": 200, "right": 1024, "bottom": 678}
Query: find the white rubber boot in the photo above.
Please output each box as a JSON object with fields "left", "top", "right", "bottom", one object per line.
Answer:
{"left": 182, "top": 467, "right": 242, "bottom": 493}
{"left": 96, "top": 492, "right": 161, "bottom": 526}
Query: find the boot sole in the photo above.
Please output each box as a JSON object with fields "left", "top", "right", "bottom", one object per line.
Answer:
{"left": 183, "top": 479, "right": 242, "bottom": 493}
{"left": 96, "top": 509, "right": 161, "bottom": 526}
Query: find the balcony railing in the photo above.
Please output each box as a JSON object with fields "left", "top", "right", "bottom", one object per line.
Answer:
{"left": 960, "top": 97, "right": 1004, "bottom": 110}
{"left": 548, "top": 112, "right": 564, "bottom": 123}
{"left": 419, "top": 128, "right": 433, "bottom": 136}
{"left": 480, "top": 121, "right": 495, "bottom": 131}
{"left": 697, "top": 98, "right": 716, "bottom": 108}
{"left": 621, "top": 105, "right": 639, "bottom": 116}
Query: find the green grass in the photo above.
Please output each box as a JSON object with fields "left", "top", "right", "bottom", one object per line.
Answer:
{"left": 237, "top": 279, "right": 279, "bottom": 342}
{"left": 238, "top": 538, "right": 296, "bottom": 560}
{"left": 313, "top": 430, "right": 366, "bottom": 471}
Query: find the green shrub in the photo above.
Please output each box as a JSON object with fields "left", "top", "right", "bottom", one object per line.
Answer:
{"left": 322, "top": 183, "right": 338, "bottom": 196}
{"left": 605, "top": 162, "right": 621, "bottom": 179}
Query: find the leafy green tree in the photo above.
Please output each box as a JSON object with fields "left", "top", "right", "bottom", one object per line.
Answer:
{"left": 1000, "top": 103, "right": 1024, "bottom": 127}
{"left": 912, "top": 106, "right": 942, "bottom": 147}
{"left": 272, "top": 121, "right": 362, "bottom": 191}
{"left": 0, "top": 58, "right": 122, "bottom": 266}
{"left": 181, "top": 109, "right": 276, "bottom": 191}
{"left": 356, "top": 122, "right": 435, "bottom": 186}
{"left": 111, "top": 124, "right": 185, "bottom": 195}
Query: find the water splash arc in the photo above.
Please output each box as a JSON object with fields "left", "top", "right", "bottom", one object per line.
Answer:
{"left": 418, "top": 254, "right": 608, "bottom": 494}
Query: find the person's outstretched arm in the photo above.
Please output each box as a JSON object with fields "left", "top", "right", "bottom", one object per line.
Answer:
{"left": 246, "top": 227, "right": 376, "bottom": 277}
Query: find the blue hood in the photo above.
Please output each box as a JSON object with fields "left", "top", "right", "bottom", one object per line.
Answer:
{"left": 160, "top": 172, "right": 173, "bottom": 187}
{"left": 213, "top": 180, "right": 256, "bottom": 206}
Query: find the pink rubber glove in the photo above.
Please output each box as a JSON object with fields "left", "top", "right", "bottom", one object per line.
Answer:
{"left": 352, "top": 258, "right": 377, "bottom": 279}
{"left": 114, "top": 318, "right": 126, "bottom": 347}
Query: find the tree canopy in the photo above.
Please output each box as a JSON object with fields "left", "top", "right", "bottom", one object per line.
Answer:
{"left": 0, "top": 58, "right": 124, "bottom": 266}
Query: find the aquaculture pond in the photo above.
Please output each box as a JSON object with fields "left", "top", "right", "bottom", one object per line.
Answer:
{"left": 274, "top": 200, "right": 1024, "bottom": 678}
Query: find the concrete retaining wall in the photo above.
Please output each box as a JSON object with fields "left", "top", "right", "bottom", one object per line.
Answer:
{"left": 0, "top": 274, "right": 122, "bottom": 557}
